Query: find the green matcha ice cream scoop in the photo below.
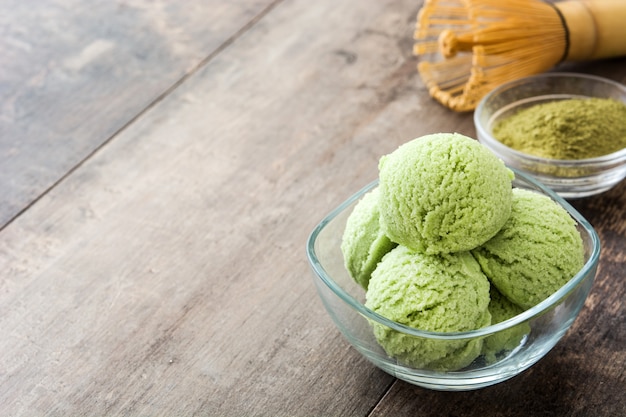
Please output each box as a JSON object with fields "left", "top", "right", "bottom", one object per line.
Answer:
{"left": 365, "top": 245, "right": 491, "bottom": 371}
{"left": 341, "top": 188, "right": 396, "bottom": 290}
{"left": 378, "top": 133, "right": 514, "bottom": 254}
{"left": 472, "top": 188, "right": 585, "bottom": 310}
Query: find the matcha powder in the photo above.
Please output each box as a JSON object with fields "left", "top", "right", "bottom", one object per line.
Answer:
{"left": 492, "top": 98, "right": 626, "bottom": 160}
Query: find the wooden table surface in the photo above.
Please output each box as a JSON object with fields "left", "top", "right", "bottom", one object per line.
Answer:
{"left": 1, "top": 1, "right": 624, "bottom": 415}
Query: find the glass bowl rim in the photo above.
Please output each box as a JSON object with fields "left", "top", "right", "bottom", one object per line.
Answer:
{"left": 474, "top": 72, "right": 626, "bottom": 165}
{"left": 306, "top": 168, "right": 601, "bottom": 340}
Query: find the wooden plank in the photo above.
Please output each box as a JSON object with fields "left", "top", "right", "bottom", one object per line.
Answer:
{"left": 0, "top": 0, "right": 431, "bottom": 415}
{"left": 0, "top": 0, "right": 276, "bottom": 228}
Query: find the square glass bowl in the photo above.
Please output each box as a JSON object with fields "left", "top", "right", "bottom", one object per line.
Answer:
{"left": 474, "top": 73, "right": 626, "bottom": 198}
{"left": 306, "top": 169, "right": 600, "bottom": 391}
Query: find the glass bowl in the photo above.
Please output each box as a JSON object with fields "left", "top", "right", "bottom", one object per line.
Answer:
{"left": 474, "top": 73, "right": 626, "bottom": 198}
{"left": 306, "top": 169, "right": 600, "bottom": 391}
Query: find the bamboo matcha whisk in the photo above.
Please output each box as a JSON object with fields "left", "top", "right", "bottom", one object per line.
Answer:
{"left": 414, "top": 0, "right": 626, "bottom": 111}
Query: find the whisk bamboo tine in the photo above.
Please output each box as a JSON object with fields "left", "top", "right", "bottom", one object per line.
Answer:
{"left": 413, "top": 0, "right": 626, "bottom": 111}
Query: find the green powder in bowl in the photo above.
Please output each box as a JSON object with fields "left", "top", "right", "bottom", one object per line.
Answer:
{"left": 492, "top": 98, "right": 626, "bottom": 160}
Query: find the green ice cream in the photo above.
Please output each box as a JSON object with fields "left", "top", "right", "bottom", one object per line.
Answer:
{"left": 339, "top": 133, "right": 587, "bottom": 372}
{"left": 341, "top": 188, "right": 397, "bottom": 289}
{"left": 472, "top": 188, "right": 585, "bottom": 310}
{"left": 482, "top": 287, "right": 529, "bottom": 363}
{"left": 378, "top": 133, "right": 514, "bottom": 254}
{"left": 365, "top": 245, "right": 491, "bottom": 371}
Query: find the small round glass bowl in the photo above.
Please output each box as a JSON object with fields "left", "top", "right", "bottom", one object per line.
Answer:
{"left": 474, "top": 72, "right": 626, "bottom": 198}
{"left": 306, "top": 169, "right": 600, "bottom": 391}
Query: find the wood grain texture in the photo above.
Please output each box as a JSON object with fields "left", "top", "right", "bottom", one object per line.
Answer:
{"left": 1, "top": 0, "right": 425, "bottom": 415}
{"left": 0, "top": 0, "right": 275, "bottom": 228}
{"left": 0, "top": 0, "right": 624, "bottom": 416}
